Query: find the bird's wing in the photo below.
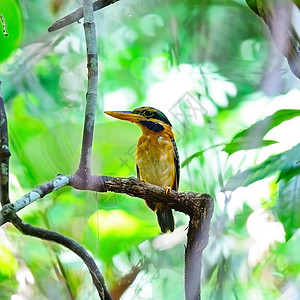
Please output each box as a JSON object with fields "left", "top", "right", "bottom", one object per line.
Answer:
{"left": 171, "top": 138, "right": 180, "bottom": 191}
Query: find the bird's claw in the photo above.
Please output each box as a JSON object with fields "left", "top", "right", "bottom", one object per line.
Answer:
{"left": 165, "top": 186, "right": 172, "bottom": 194}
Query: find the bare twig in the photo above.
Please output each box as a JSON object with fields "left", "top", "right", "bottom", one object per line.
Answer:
{"left": 48, "top": 0, "right": 119, "bottom": 32}
{"left": 0, "top": 81, "right": 11, "bottom": 206}
{"left": 0, "top": 175, "right": 70, "bottom": 226}
{"left": 110, "top": 262, "right": 144, "bottom": 299}
{"left": 11, "top": 215, "right": 111, "bottom": 300}
{"left": 75, "top": 0, "right": 99, "bottom": 183}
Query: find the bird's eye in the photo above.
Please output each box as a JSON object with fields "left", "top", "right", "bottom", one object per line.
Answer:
{"left": 143, "top": 110, "right": 154, "bottom": 118}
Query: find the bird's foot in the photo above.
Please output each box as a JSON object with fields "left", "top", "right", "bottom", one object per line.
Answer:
{"left": 165, "top": 186, "right": 172, "bottom": 194}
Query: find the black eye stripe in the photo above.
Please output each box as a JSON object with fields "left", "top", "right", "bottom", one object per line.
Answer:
{"left": 134, "top": 106, "right": 172, "bottom": 126}
{"left": 143, "top": 110, "right": 154, "bottom": 117}
{"left": 140, "top": 120, "right": 164, "bottom": 132}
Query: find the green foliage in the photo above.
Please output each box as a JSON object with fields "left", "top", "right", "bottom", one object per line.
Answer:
{"left": 87, "top": 209, "right": 158, "bottom": 261}
{"left": 277, "top": 173, "right": 300, "bottom": 240}
{"left": 0, "top": 0, "right": 23, "bottom": 62}
{"left": 0, "top": 242, "right": 18, "bottom": 279}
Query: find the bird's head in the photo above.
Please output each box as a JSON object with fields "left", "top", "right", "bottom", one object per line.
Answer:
{"left": 105, "top": 106, "right": 172, "bottom": 133}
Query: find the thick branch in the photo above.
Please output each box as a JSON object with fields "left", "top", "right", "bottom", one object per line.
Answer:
{"left": 48, "top": 0, "right": 119, "bottom": 32}
{"left": 1, "top": 175, "right": 212, "bottom": 224}
{"left": 11, "top": 215, "right": 111, "bottom": 300}
{"left": 75, "top": 0, "right": 98, "bottom": 182}
{"left": 185, "top": 196, "right": 214, "bottom": 300}
{"left": 0, "top": 81, "right": 11, "bottom": 206}
{"left": 70, "top": 174, "right": 210, "bottom": 215}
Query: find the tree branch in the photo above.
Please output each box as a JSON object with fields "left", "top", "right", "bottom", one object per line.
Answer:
{"left": 0, "top": 81, "right": 11, "bottom": 206}
{"left": 1, "top": 175, "right": 212, "bottom": 224}
{"left": 0, "top": 175, "right": 70, "bottom": 226}
{"left": 70, "top": 175, "right": 211, "bottom": 216}
{"left": 75, "top": 0, "right": 99, "bottom": 183}
{"left": 0, "top": 85, "right": 111, "bottom": 299}
{"left": 48, "top": 0, "right": 119, "bottom": 32}
{"left": 0, "top": 173, "right": 214, "bottom": 299}
{"left": 185, "top": 195, "right": 214, "bottom": 300}
{"left": 70, "top": 175, "right": 214, "bottom": 299}
{"left": 10, "top": 215, "right": 112, "bottom": 300}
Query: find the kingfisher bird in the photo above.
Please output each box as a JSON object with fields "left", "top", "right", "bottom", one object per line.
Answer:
{"left": 105, "top": 107, "right": 180, "bottom": 233}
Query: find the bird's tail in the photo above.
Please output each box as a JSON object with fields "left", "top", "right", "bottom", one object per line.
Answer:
{"left": 156, "top": 209, "right": 174, "bottom": 233}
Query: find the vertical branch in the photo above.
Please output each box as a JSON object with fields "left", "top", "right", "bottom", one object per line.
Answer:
{"left": 0, "top": 81, "right": 11, "bottom": 206}
{"left": 185, "top": 194, "right": 214, "bottom": 300}
{"left": 76, "top": 0, "right": 98, "bottom": 183}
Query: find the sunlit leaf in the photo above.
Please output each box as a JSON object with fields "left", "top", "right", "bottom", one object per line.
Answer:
{"left": 223, "top": 139, "right": 278, "bottom": 155}
{"left": 0, "top": 242, "right": 18, "bottom": 279}
{"left": 224, "top": 109, "right": 300, "bottom": 155}
{"left": 0, "top": 0, "right": 23, "bottom": 62}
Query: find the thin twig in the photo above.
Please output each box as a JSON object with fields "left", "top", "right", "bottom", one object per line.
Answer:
{"left": 0, "top": 175, "right": 70, "bottom": 226}
{"left": 11, "top": 215, "right": 111, "bottom": 300}
{"left": 0, "top": 81, "right": 11, "bottom": 206}
{"left": 48, "top": 0, "right": 119, "bottom": 32}
{"left": 75, "top": 0, "right": 99, "bottom": 183}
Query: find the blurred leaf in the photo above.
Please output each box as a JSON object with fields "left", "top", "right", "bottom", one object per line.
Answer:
{"left": 223, "top": 143, "right": 300, "bottom": 191}
{"left": 181, "top": 149, "right": 206, "bottom": 168}
{"left": 223, "top": 154, "right": 280, "bottom": 191}
{"left": 93, "top": 121, "right": 140, "bottom": 177}
{"left": 0, "top": 0, "right": 23, "bottom": 62}
{"left": 272, "top": 231, "right": 300, "bottom": 277}
{"left": 87, "top": 209, "right": 158, "bottom": 261}
{"left": 184, "top": 109, "right": 300, "bottom": 167}
{"left": 181, "top": 144, "right": 222, "bottom": 168}
{"left": 245, "top": 0, "right": 259, "bottom": 15}
{"left": 276, "top": 174, "right": 300, "bottom": 241}
{"left": 224, "top": 109, "right": 300, "bottom": 155}
{"left": 0, "top": 242, "right": 18, "bottom": 279}
{"left": 223, "top": 139, "right": 278, "bottom": 155}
